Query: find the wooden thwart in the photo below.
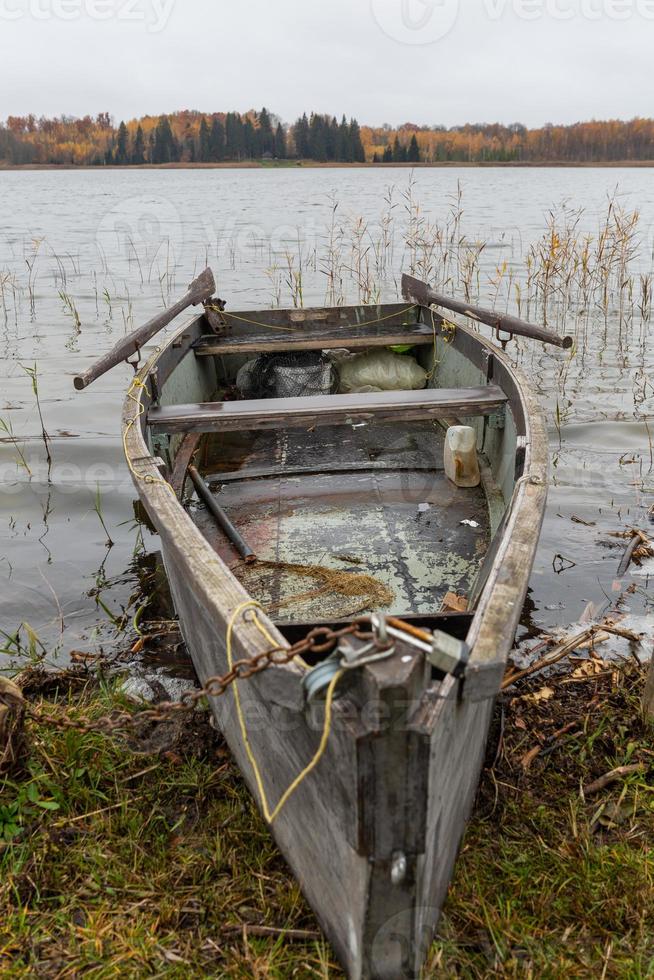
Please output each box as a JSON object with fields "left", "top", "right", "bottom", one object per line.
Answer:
{"left": 148, "top": 385, "right": 508, "bottom": 435}
{"left": 193, "top": 320, "right": 436, "bottom": 356}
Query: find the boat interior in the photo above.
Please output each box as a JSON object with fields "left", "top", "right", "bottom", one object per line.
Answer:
{"left": 147, "top": 302, "right": 523, "bottom": 645}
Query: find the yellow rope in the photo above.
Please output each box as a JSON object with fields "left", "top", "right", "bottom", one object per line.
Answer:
{"left": 424, "top": 305, "right": 456, "bottom": 380}
{"left": 213, "top": 304, "right": 419, "bottom": 335}
{"left": 226, "top": 600, "right": 343, "bottom": 825}
{"left": 122, "top": 376, "right": 174, "bottom": 492}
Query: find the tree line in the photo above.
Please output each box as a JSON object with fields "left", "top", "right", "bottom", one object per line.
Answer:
{"left": 368, "top": 120, "right": 654, "bottom": 164}
{"left": 3, "top": 112, "right": 654, "bottom": 166}
{"left": 0, "top": 109, "right": 365, "bottom": 166}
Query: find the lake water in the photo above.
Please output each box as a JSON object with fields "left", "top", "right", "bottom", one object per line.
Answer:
{"left": 1, "top": 166, "right": 653, "bottom": 666}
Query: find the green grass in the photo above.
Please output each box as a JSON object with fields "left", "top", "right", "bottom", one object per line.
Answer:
{"left": 1, "top": 658, "right": 653, "bottom": 977}
{"left": 429, "top": 658, "right": 654, "bottom": 978}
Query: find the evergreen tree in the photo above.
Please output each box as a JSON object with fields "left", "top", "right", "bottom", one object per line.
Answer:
{"left": 132, "top": 124, "right": 145, "bottom": 165}
{"left": 153, "top": 115, "right": 177, "bottom": 164}
{"left": 372, "top": 152, "right": 380, "bottom": 163}
{"left": 325, "top": 116, "right": 339, "bottom": 161}
{"left": 309, "top": 113, "right": 327, "bottom": 161}
{"left": 349, "top": 119, "right": 366, "bottom": 163}
{"left": 199, "top": 116, "right": 211, "bottom": 162}
{"left": 243, "top": 117, "right": 257, "bottom": 158}
{"left": 382, "top": 144, "right": 393, "bottom": 163}
{"left": 225, "top": 112, "right": 245, "bottom": 160}
{"left": 407, "top": 133, "right": 421, "bottom": 163}
{"left": 258, "top": 107, "right": 274, "bottom": 156}
{"left": 292, "top": 113, "right": 310, "bottom": 158}
{"left": 115, "top": 121, "right": 128, "bottom": 165}
{"left": 392, "top": 135, "right": 407, "bottom": 163}
{"left": 148, "top": 132, "right": 155, "bottom": 164}
{"left": 274, "top": 122, "right": 287, "bottom": 159}
{"left": 210, "top": 118, "right": 225, "bottom": 161}
{"left": 338, "top": 115, "right": 351, "bottom": 162}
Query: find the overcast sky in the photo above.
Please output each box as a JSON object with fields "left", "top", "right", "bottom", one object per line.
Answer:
{"left": 0, "top": 0, "right": 651, "bottom": 127}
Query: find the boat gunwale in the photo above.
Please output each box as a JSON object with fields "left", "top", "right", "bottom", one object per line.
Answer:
{"left": 122, "top": 304, "right": 549, "bottom": 701}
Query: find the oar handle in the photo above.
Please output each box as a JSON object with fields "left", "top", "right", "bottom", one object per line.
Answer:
{"left": 73, "top": 267, "right": 216, "bottom": 391}
{"left": 402, "top": 274, "right": 573, "bottom": 350}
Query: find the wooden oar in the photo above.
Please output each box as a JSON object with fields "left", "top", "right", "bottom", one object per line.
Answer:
{"left": 73, "top": 267, "right": 216, "bottom": 391}
{"left": 402, "top": 274, "right": 574, "bottom": 349}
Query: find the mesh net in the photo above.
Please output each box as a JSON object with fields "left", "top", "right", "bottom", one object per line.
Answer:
{"left": 237, "top": 351, "right": 337, "bottom": 400}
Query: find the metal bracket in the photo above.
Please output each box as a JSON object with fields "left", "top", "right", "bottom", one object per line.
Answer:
{"left": 487, "top": 406, "right": 506, "bottom": 430}
{"left": 494, "top": 326, "right": 514, "bottom": 351}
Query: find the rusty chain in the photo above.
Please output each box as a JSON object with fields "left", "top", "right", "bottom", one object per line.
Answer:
{"left": 24, "top": 621, "right": 373, "bottom": 736}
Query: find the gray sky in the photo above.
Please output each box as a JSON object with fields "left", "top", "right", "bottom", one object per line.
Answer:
{"left": 0, "top": 0, "right": 651, "bottom": 127}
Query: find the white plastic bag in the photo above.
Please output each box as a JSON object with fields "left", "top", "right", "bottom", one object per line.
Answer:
{"left": 337, "top": 350, "right": 427, "bottom": 394}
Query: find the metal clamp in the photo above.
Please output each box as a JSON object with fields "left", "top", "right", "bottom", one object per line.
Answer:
{"left": 303, "top": 618, "right": 471, "bottom": 702}
{"left": 339, "top": 637, "right": 396, "bottom": 672}
{"left": 302, "top": 615, "right": 396, "bottom": 702}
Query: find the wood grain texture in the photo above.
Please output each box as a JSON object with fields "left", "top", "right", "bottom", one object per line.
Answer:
{"left": 119, "top": 300, "right": 550, "bottom": 979}
{"left": 148, "top": 386, "right": 508, "bottom": 435}
{"left": 74, "top": 268, "right": 215, "bottom": 390}
{"left": 193, "top": 322, "right": 436, "bottom": 356}
{"left": 402, "top": 274, "right": 573, "bottom": 349}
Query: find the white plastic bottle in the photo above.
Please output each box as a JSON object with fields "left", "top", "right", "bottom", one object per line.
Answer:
{"left": 444, "top": 425, "right": 481, "bottom": 488}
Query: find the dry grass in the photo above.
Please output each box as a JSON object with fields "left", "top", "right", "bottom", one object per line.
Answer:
{"left": 2, "top": 649, "right": 654, "bottom": 977}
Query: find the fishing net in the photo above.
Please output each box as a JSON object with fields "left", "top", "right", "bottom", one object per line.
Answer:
{"left": 260, "top": 561, "right": 394, "bottom": 615}
{"left": 234, "top": 559, "right": 394, "bottom": 621}
{"left": 236, "top": 351, "right": 337, "bottom": 400}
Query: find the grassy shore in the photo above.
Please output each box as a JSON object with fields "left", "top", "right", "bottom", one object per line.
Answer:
{"left": 1, "top": 651, "right": 653, "bottom": 977}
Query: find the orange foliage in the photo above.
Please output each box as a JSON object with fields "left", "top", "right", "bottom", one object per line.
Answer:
{"left": 3, "top": 112, "right": 654, "bottom": 166}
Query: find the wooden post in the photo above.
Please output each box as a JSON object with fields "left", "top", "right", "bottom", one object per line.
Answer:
{"left": 0, "top": 678, "right": 26, "bottom": 776}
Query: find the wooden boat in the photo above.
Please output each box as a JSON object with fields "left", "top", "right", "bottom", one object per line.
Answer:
{"left": 75, "top": 270, "right": 567, "bottom": 979}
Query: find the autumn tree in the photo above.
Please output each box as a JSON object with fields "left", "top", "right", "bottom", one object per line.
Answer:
{"left": 6, "top": 111, "right": 654, "bottom": 167}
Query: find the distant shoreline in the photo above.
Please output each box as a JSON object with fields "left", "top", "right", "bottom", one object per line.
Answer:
{"left": 2, "top": 160, "right": 654, "bottom": 171}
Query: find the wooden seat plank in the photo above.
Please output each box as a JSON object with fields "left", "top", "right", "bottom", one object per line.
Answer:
{"left": 148, "top": 386, "right": 507, "bottom": 435}
{"left": 193, "top": 321, "right": 438, "bottom": 356}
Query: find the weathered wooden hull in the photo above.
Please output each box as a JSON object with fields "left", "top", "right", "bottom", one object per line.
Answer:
{"left": 122, "top": 302, "right": 549, "bottom": 978}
